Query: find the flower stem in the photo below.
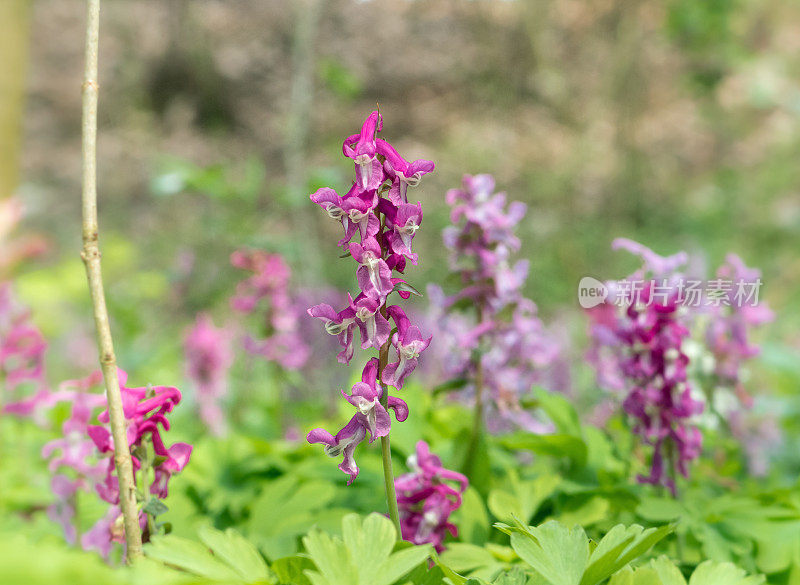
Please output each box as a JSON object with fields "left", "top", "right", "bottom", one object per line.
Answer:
{"left": 79, "top": 0, "right": 143, "bottom": 561}
{"left": 378, "top": 306, "right": 402, "bottom": 538}
{"left": 463, "top": 305, "right": 485, "bottom": 476}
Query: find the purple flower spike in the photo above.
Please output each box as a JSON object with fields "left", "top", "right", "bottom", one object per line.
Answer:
{"left": 307, "top": 111, "right": 433, "bottom": 485}
{"left": 308, "top": 360, "right": 393, "bottom": 484}
{"left": 427, "top": 174, "right": 564, "bottom": 434}
{"left": 383, "top": 306, "right": 431, "bottom": 390}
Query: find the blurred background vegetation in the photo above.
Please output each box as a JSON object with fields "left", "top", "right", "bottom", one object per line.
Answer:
{"left": 3, "top": 0, "right": 798, "bottom": 395}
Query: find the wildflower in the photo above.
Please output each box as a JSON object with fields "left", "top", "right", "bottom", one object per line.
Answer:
{"left": 231, "top": 249, "right": 310, "bottom": 370}
{"left": 0, "top": 283, "right": 49, "bottom": 421}
{"left": 306, "top": 111, "right": 432, "bottom": 486}
{"left": 395, "top": 441, "right": 467, "bottom": 552}
{"left": 428, "top": 174, "right": 561, "bottom": 436}
{"left": 184, "top": 313, "right": 233, "bottom": 435}
{"left": 587, "top": 241, "right": 702, "bottom": 493}
{"left": 87, "top": 369, "right": 192, "bottom": 505}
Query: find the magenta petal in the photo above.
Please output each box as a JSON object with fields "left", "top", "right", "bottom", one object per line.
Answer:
{"left": 387, "top": 396, "right": 409, "bottom": 422}
{"left": 307, "top": 428, "right": 336, "bottom": 446}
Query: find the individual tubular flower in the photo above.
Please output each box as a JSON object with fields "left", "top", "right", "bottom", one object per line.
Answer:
{"left": 428, "top": 174, "right": 561, "bottom": 434}
{"left": 377, "top": 139, "right": 435, "bottom": 204}
{"left": 395, "top": 441, "right": 467, "bottom": 552}
{"left": 586, "top": 240, "right": 703, "bottom": 493}
{"left": 342, "top": 110, "right": 383, "bottom": 189}
{"left": 231, "top": 249, "right": 310, "bottom": 370}
{"left": 184, "top": 313, "right": 234, "bottom": 435}
{"left": 383, "top": 306, "right": 431, "bottom": 390}
{"left": 306, "top": 111, "right": 433, "bottom": 485}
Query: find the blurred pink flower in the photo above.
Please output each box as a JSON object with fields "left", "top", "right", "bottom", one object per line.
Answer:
{"left": 184, "top": 313, "right": 233, "bottom": 435}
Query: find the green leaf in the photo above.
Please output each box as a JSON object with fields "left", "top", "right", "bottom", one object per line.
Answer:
{"left": 391, "top": 281, "right": 423, "bottom": 297}
{"left": 608, "top": 557, "right": 764, "bottom": 585}
{"left": 499, "top": 434, "right": 587, "bottom": 467}
{"left": 534, "top": 388, "right": 581, "bottom": 436}
{"left": 488, "top": 472, "right": 560, "bottom": 530}
{"left": 342, "top": 513, "right": 396, "bottom": 581}
{"left": 197, "top": 525, "right": 270, "bottom": 583}
{"left": 558, "top": 496, "right": 609, "bottom": 528}
{"left": 608, "top": 566, "right": 664, "bottom": 585}
{"left": 636, "top": 498, "right": 685, "bottom": 523}
{"left": 246, "top": 477, "right": 339, "bottom": 558}
{"left": 510, "top": 521, "right": 589, "bottom": 585}
{"left": 493, "top": 567, "right": 529, "bottom": 585}
{"left": 379, "top": 545, "right": 437, "bottom": 585}
{"left": 440, "top": 543, "right": 500, "bottom": 574}
{"left": 145, "top": 534, "right": 245, "bottom": 582}
{"left": 302, "top": 513, "right": 432, "bottom": 585}
{"left": 455, "top": 487, "right": 491, "bottom": 545}
{"left": 581, "top": 524, "right": 673, "bottom": 585}
{"left": 143, "top": 497, "right": 169, "bottom": 518}
{"left": 649, "top": 557, "right": 687, "bottom": 585}
{"left": 687, "top": 560, "right": 765, "bottom": 585}
{"left": 272, "top": 556, "right": 315, "bottom": 585}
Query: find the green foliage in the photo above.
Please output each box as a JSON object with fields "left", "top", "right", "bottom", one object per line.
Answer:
{"left": 244, "top": 475, "right": 350, "bottom": 559}
{"left": 301, "top": 513, "right": 432, "bottom": 585}
{"left": 318, "top": 58, "right": 363, "bottom": 100}
{"left": 145, "top": 525, "right": 271, "bottom": 583}
{"left": 151, "top": 156, "right": 266, "bottom": 202}
{"left": 637, "top": 490, "right": 800, "bottom": 573}
{"left": 609, "top": 557, "right": 765, "bottom": 585}
{"left": 497, "top": 520, "right": 672, "bottom": 585}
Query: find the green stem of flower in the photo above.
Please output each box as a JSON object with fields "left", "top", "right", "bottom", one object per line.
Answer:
{"left": 463, "top": 305, "right": 485, "bottom": 476}
{"left": 378, "top": 305, "right": 402, "bottom": 538}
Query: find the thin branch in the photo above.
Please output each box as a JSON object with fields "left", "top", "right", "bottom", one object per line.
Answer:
{"left": 80, "top": 0, "right": 143, "bottom": 561}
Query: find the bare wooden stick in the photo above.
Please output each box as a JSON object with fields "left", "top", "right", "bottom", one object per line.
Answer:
{"left": 80, "top": 0, "right": 143, "bottom": 561}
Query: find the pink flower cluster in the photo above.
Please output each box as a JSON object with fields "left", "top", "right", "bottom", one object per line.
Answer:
{"left": 306, "top": 111, "right": 433, "bottom": 484}
{"left": 184, "top": 313, "right": 233, "bottom": 435}
{"left": 704, "top": 254, "right": 773, "bottom": 406}
{"left": 703, "top": 254, "right": 776, "bottom": 475}
{"left": 587, "top": 239, "right": 703, "bottom": 492}
{"left": 0, "top": 283, "right": 49, "bottom": 420}
{"left": 230, "top": 249, "right": 310, "bottom": 370}
{"left": 38, "top": 370, "right": 190, "bottom": 557}
{"left": 429, "top": 174, "right": 560, "bottom": 433}
{"left": 395, "top": 441, "right": 467, "bottom": 552}
{"left": 87, "top": 370, "right": 192, "bottom": 506}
